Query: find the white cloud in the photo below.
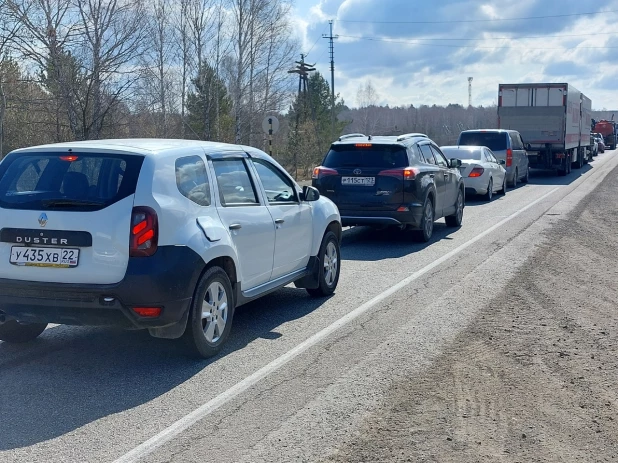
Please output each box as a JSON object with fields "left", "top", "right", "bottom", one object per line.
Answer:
{"left": 292, "top": 0, "right": 618, "bottom": 109}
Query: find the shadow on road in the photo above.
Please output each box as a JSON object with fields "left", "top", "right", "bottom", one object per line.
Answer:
{"left": 341, "top": 222, "right": 458, "bottom": 262}
{"left": 0, "top": 287, "right": 328, "bottom": 450}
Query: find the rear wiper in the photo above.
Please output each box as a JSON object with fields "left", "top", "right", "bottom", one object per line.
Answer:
{"left": 41, "top": 199, "right": 105, "bottom": 207}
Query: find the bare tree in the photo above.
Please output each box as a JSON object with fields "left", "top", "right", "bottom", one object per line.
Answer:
{"left": 139, "top": 0, "right": 176, "bottom": 136}
{"left": 74, "top": 0, "right": 147, "bottom": 139}
{"left": 356, "top": 79, "right": 381, "bottom": 135}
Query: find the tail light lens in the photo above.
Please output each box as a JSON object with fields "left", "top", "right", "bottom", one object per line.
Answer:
{"left": 130, "top": 206, "right": 158, "bottom": 257}
{"left": 506, "top": 148, "right": 513, "bottom": 167}
{"left": 378, "top": 167, "right": 419, "bottom": 180}
{"left": 132, "top": 307, "right": 162, "bottom": 317}
{"left": 312, "top": 166, "right": 338, "bottom": 179}
{"left": 468, "top": 167, "right": 484, "bottom": 177}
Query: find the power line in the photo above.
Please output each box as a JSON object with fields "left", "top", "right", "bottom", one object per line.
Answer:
{"left": 305, "top": 24, "right": 329, "bottom": 58}
{"left": 337, "top": 9, "right": 618, "bottom": 24}
{"left": 337, "top": 34, "right": 618, "bottom": 49}
{"left": 336, "top": 31, "right": 616, "bottom": 42}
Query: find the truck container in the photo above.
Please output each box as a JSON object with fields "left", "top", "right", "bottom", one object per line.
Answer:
{"left": 498, "top": 83, "right": 592, "bottom": 176}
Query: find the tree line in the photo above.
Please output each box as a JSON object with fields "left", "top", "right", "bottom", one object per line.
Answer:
{"left": 0, "top": 0, "right": 502, "bottom": 178}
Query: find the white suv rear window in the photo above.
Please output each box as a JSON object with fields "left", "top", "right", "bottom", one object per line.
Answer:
{"left": 0, "top": 152, "right": 144, "bottom": 211}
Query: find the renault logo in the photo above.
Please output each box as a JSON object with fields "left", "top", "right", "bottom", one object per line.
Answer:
{"left": 353, "top": 168, "right": 362, "bottom": 175}
{"left": 38, "top": 213, "right": 48, "bottom": 228}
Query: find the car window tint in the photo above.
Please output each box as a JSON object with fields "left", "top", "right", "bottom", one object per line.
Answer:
{"left": 510, "top": 133, "right": 523, "bottom": 150}
{"left": 0, "top": 153, "right": 142, "bottom": 211}
{"left": 458, "top": 132, "right": 507, "bottom": 151}
{"left": 430, "top": 146, "right": 447, "bottom": 167}
{"left": 175, "top": 155, "right": 211, "bottom": 206}
{"left": 322, "top": 145, "right": 408, "bottom": 168}
{"left": 212, "top": 159, "right": 259, "bottom": 206}
{"left": 253, "top": 159, "right": 297, "bottom": 203}
{"left": 419, "top": 145, "right": 436, "bottom": 164}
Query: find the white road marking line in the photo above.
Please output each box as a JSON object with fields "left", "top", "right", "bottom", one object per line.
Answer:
{"left": 114, "top": 187, "right": 560, "bottom": 463}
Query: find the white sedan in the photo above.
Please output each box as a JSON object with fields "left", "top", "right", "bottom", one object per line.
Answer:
{"left": 441, "top": 145, "right": 507, "bottom": 201}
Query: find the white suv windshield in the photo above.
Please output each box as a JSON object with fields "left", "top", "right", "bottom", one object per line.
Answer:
{"left": 0, "top": 152, "right": 144, "bottom": 211}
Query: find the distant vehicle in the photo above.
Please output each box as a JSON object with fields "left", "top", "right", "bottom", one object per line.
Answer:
{"left": 0, "top": 139, "right": 342, "bottom": 358}
{"left": 595, "top": 134, "right": 606, "bottom": 153}
{"left": 312, "top": 133, "right": 465, "bottom": 242}
{"left": 590, "top": 136, "right": 598, "bottom": 157}
{"left": 456, "top": 129, "right": 529, "bottom": 187}
{"left": 497, "top": 83, "right": 592, "bottom": 176}
{"left": 593, "top": 120, "right": 616, "bottom": 150}
{"left": 441, "top": 145, "right": 507, "bottom": 201}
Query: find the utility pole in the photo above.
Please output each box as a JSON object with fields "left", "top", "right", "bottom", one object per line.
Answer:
{"left": 288, "top": 54, "right": 319, "bottom": 179}
{"left": 468, "top": 77, "right": 473, "bottom": 108}
{"left": 323, "top": 20, "right": 338, "bottom": 140}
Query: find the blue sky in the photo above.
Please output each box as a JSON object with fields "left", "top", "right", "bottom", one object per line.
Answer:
{"left": 290, "top": 0, "right": 618, "bottom": 109}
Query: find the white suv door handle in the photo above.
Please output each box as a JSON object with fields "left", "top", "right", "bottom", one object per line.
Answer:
{"left": 274, "top": 218, "right": 285, "bottom": 224}
{"left": 229, "top": 223, "right": 242, "bottom": 230}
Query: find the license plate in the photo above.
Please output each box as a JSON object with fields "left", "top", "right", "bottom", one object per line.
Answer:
{"left": 10, "top": 246, "right": 79, "bottom": 268}
{"left": 341, "top": 176, "right": 375, "bottom": 186}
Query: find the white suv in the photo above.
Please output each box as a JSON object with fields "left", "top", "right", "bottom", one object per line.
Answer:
{"left": 0, "top": 139, "right": 341, "bottom": 357}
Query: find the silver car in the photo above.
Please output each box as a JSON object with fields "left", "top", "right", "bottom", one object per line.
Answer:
{"left": 457, "top": 129, "right": 529, "bottom": 187}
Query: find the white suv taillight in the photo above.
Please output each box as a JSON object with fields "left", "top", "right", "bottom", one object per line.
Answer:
{"left": 130, "top": 206, "right": 158, "bottom": 257}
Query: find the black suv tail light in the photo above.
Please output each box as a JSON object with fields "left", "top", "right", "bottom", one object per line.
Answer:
{"left": 130, "top": 206, "right": 158, "bottom": 257}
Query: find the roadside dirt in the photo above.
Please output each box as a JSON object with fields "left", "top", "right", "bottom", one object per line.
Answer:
{"left": 326, "top": 166, "right": 618, "bottom": 462}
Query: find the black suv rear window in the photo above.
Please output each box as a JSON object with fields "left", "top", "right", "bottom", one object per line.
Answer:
{"left": 323, "top": 145, "right": 408, "bottom": 168}
{"left": 458, "top": 132, "right": 507, "bottom": 152}
{"left": 0, "top": 152, "right": 144, "bottom": 211}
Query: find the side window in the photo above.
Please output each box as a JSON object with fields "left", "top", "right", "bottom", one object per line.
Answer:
{"left": 175, "top": 155, "right": 211, "bottom": 206}
{"left": 419, "top": 145, "right": 436, "bottom": 165}
{"left": 253, "top": 159, "right": 298, "bottom": 203}
{"left": 430, "top": 146, "right": 448, "bottom": 167}
{"left": 488, "top": 150, "right": 498, "bottom": 163}
{"left": 518, "top": 134, "right": 526, "bottom": 148}
{"left": 510, "top": 133, "right": 523, "bottom": 150}
{"left": 212, "top": 159, "right": 259, "bottom": 206}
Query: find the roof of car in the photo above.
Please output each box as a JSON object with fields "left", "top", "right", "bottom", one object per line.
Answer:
{"left": 441, "top": 145, "right": 484, "bottom": 152}
{"left": 459, "top": 129, "right": 514, "bottom": 134}
{"left": 331, "top": 134, "right": 428, "bottom": 147}
{"left": 9, "top": 138, "right": 252, "bottom": 157}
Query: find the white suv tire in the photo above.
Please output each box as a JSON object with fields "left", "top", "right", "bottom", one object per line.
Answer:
{"left": 183, "top": 266, "right": 235, "bottom": 358}
{"left": 306, "top": 231, "right": 340, "bottom": 297}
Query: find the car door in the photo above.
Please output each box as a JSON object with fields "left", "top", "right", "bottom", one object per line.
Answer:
{"left": 249, "top": 157, "right": 312, "bottom": 280}
{"left": 509, "top": 132, "right": 527, "bottom": 179}
{"left": 485, "top": 148, "right": 505, "bottom": 191}
{"left": 418, "top": 143, "right": 443, "bottom": 217}
{"left": 430, "top": 145, "right": 458, "bottom": 217}
{"left": 211, "top": 155, "right": 275, "bottom": 290}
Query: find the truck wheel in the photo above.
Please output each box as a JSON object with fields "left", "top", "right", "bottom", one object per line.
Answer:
{"left": 0, "top": 320, "right": 47, "bottom": 343}
{"left": 183, "top": 266, "right": 235, "bottom": 358}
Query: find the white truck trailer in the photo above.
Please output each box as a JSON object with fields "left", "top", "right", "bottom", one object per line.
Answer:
{"left": 498, "top": 83, "right": 592, "bottom": 176}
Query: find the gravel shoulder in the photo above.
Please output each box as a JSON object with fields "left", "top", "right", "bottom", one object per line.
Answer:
{"left": 326, "top": 164, "right": 618, "bottom": 463}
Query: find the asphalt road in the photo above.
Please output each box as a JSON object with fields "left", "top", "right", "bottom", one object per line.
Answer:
{"left": 2, "top": 151, "right": 618, "bottom": 463}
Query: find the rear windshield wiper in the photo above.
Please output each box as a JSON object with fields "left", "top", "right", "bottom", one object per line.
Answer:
{"left": 41, "top": 199, "right": 106, "bottom": 207}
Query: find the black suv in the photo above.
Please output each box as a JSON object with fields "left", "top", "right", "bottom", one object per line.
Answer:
{"left": 312, "top": 134, "right": 465, "bottom": 242}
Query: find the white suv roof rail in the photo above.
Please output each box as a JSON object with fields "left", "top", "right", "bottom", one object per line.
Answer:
{"left": 396, "top": 133, "right": 428, "bottom": 142}
{"left": 338, "top": 133, "right": 367, "bottom": 141}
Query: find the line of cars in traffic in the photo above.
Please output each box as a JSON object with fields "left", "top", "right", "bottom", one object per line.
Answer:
{"left": 311, "top": 129, "right": 531, "bottom": 242}
{"left": 0, "top": 128, "right": 604, "bottom": 358}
